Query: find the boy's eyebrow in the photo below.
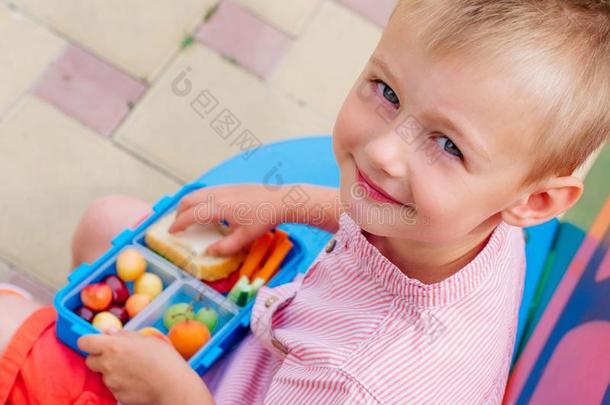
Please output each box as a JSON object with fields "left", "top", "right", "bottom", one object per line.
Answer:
{"left": 370, "top": 54, "right": 491, "bottom": 163}
{"left": 370, "top": 55, "right": 401, "bottom": 88}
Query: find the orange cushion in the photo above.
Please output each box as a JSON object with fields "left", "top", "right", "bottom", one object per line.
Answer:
{"left": 0, "top": 306, "right": 116, "bottom": 404}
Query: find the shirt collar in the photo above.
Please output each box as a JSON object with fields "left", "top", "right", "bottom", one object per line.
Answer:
{"left": 333, "top": 211, "right": 515, "bottom": 308}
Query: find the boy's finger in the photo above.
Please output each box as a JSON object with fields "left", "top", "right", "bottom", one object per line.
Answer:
{"left": 112, "top": 330, "right": 136, "bottom": 338}
{"left": 175, "top": 188, "right": 217, "bottom": 217}
{"left": 85, "top": 354, "right": 105, "bottom": 373}
{"left": 175, "top": 190, "right": 203, "bottom": 217}
{"left": 77, "top": 334, "right": 108, "bottom": 355}
{"left": 170, "top": 205, "right": 224, "bottom": 234}
{"left": 207, "top": 227, "right": 254, "bottom": 256}
{"left": 168, "top": 208, "right": 198, "bottom": 233}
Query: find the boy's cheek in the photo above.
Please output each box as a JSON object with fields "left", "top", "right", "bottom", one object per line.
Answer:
{"left": 335, "top": 92, "right": 377, "bottom": 145}
{"left": 408, "top": 180, "right": 476, "bottom": 236}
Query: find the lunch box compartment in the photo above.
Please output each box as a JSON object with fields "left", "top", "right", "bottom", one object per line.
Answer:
{"left": 59, "top": 245, "right": 180, "bottom": 319}
{"left": 125, "top": 278, "right": 239, "bottom": 335}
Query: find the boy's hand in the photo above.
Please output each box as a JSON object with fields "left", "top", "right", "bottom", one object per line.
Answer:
{"left": 169, "top": 183, "right": 341, "bottom": 257}
{"left": 77, "top": 330, "right": 214, "bottom": 405}
{"left": 169, "top": 184, "right": 287, "bottom": 256}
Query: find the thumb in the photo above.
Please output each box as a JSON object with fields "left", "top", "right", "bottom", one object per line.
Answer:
{"left": 206, "top": 227, "right": 255, "bottom": 256}
{"left": 77, "top": 333, "right": 109, "bottom": 355}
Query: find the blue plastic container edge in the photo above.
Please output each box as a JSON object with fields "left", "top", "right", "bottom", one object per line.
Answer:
{"left": 111, "top": 229, "right": 135, "bottom": 247}
{"left": 54, "top": 292, "right": 100, "bottom": 356}
{"left": 67, "top": 263, "right": 91, "bottom": 284}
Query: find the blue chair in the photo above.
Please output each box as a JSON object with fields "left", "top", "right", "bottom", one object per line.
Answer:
{"left": 196, "top": 135, "right": 557, "bottom": 363}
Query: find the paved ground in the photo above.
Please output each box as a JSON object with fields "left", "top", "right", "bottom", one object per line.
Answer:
{"left": 0, "top": 0, "right": 606, "bottom": 303}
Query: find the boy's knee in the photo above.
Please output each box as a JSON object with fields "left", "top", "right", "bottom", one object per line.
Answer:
{"left": 71, "top": 195, "right": 151, "bottom": 268}
{"left": 76, "top": 194, "right": 151, "bottom": 236}
{"left": 0, "top": 295, "right": 41, "bottom": 356}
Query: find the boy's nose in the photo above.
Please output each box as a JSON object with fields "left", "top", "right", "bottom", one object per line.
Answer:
{"left": 364, "top": 129, "right": 409, "bottom": 179}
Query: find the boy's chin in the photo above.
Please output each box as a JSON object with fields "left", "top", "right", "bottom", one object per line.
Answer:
{"left": 344, "top": 201, "right": 419, "bottom": 235}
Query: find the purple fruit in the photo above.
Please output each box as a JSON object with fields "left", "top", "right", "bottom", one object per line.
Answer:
{"left": 104, "top": 275, "right": 130, "bottom": 305}
{"left": 76, "top": 306, "right": 95, "bottom": 323}
{"left": 108, "top": 305, "right": 129, "bottom": 325}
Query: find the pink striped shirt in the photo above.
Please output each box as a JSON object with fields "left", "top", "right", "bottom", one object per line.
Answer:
{"left": 204, "top": 212, "right": 525, "bottom": 404}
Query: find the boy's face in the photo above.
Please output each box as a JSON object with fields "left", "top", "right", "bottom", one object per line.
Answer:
{"left": 333, "top": 16, "right": 540, "bottom": 242}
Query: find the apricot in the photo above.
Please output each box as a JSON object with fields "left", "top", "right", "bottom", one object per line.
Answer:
{"left": 134, "top": 273, "right": 163, "bottom": 300}
{"left": 116, "top": 248, "right": 147, "bottom": 282}
{"left": 81, "top": 283, "right": 112, "bottom": 312}
{"left": 168, "top": 320, "right": 210, "bottom": 360}
{"left": 92, "top": 311, "right": 123, "bottom": 333}
{"left": 125, "top": 293, "right": 151, "bottom": 319}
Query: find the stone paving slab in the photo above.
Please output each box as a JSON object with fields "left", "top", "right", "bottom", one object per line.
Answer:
{"left": 115, "top": 44, "right": 333, "bottom": 182}
{"left": 196, "top": 0, "right": 291, "bottom": 80}
{"left": 11, "top": 0, "right": 218, "bottom": 80}
{"left": 0, "top": 96, "right": 180, "bottom": 290}
{"left": 269, "top": 1, "right": 381, "bottom": 122}
{"left": 0, "top": 258, "right": 12, "bottom": 282}
{"left": 0, "top": 257, "right": 56, "bottom": 304}
{"left": 34, "top": 45, "right": 147, "bottom": 136}
{"left": 337, "top": 0, "right": 397, "bottom": 27}
{"left": 235, "top": 0, "right": 324, "bottom": 37}
{"left": 0, "top": 4, "right": 65, "bottom": 118}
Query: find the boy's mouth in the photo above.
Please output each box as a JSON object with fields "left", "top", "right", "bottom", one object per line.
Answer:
{"left": 356, "top": 167, "right": 404, "bottom": 206}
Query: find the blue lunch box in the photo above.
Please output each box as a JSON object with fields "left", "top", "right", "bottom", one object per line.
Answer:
{"left": 53, "top": 181, "right": 326, "bottom": 376}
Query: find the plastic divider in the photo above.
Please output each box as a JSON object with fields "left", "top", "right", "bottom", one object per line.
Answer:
{"left": 123, "top": 280, "right": 183, "bottom": 331}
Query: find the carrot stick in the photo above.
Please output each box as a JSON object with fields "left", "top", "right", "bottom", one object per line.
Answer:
{"left": 261, "top": 229, "right": 288, "bottom": 263}
{"left": 252, "top": 239, "right": 293, "bottom": 283}
{"left": 239, "top": 231, "right": 274, "bottom": 279}
{"left": 252, "top": 228, "right": 288, "bottom": 266}
{"left": 271, "top": 229, "right": 289, "bottom": 248}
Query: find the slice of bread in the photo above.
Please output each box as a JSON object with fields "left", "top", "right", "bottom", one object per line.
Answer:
{"left": 145, "top": 212, "right": 246, "bottom": 281}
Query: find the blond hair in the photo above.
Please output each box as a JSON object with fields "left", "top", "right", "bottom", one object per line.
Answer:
{"left": 392, "top": 0, "right": 610, "bottom": 185}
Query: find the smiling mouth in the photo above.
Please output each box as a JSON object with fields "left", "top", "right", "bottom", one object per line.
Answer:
{"left": 356, "top": 167, "right": 404, "bottom": 205}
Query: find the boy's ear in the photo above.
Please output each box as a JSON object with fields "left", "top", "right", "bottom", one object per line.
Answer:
{"left": 501, "top": 175, "right": 583, "bottom": 227}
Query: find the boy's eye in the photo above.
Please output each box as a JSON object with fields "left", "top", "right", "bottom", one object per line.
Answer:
{"left": 375, "top": 81, "right": 400, "bottom": 107}
{"left": 435, "top": 136, "right": 463, "bottom": 159}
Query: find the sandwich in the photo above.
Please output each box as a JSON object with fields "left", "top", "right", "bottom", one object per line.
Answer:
{"left": 144, "top": 212, "right": 246, "bottom": 281}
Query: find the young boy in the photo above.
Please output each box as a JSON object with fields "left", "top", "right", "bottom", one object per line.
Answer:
{"left": 1, "top": 0, "right": 608, "bottom": 403}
